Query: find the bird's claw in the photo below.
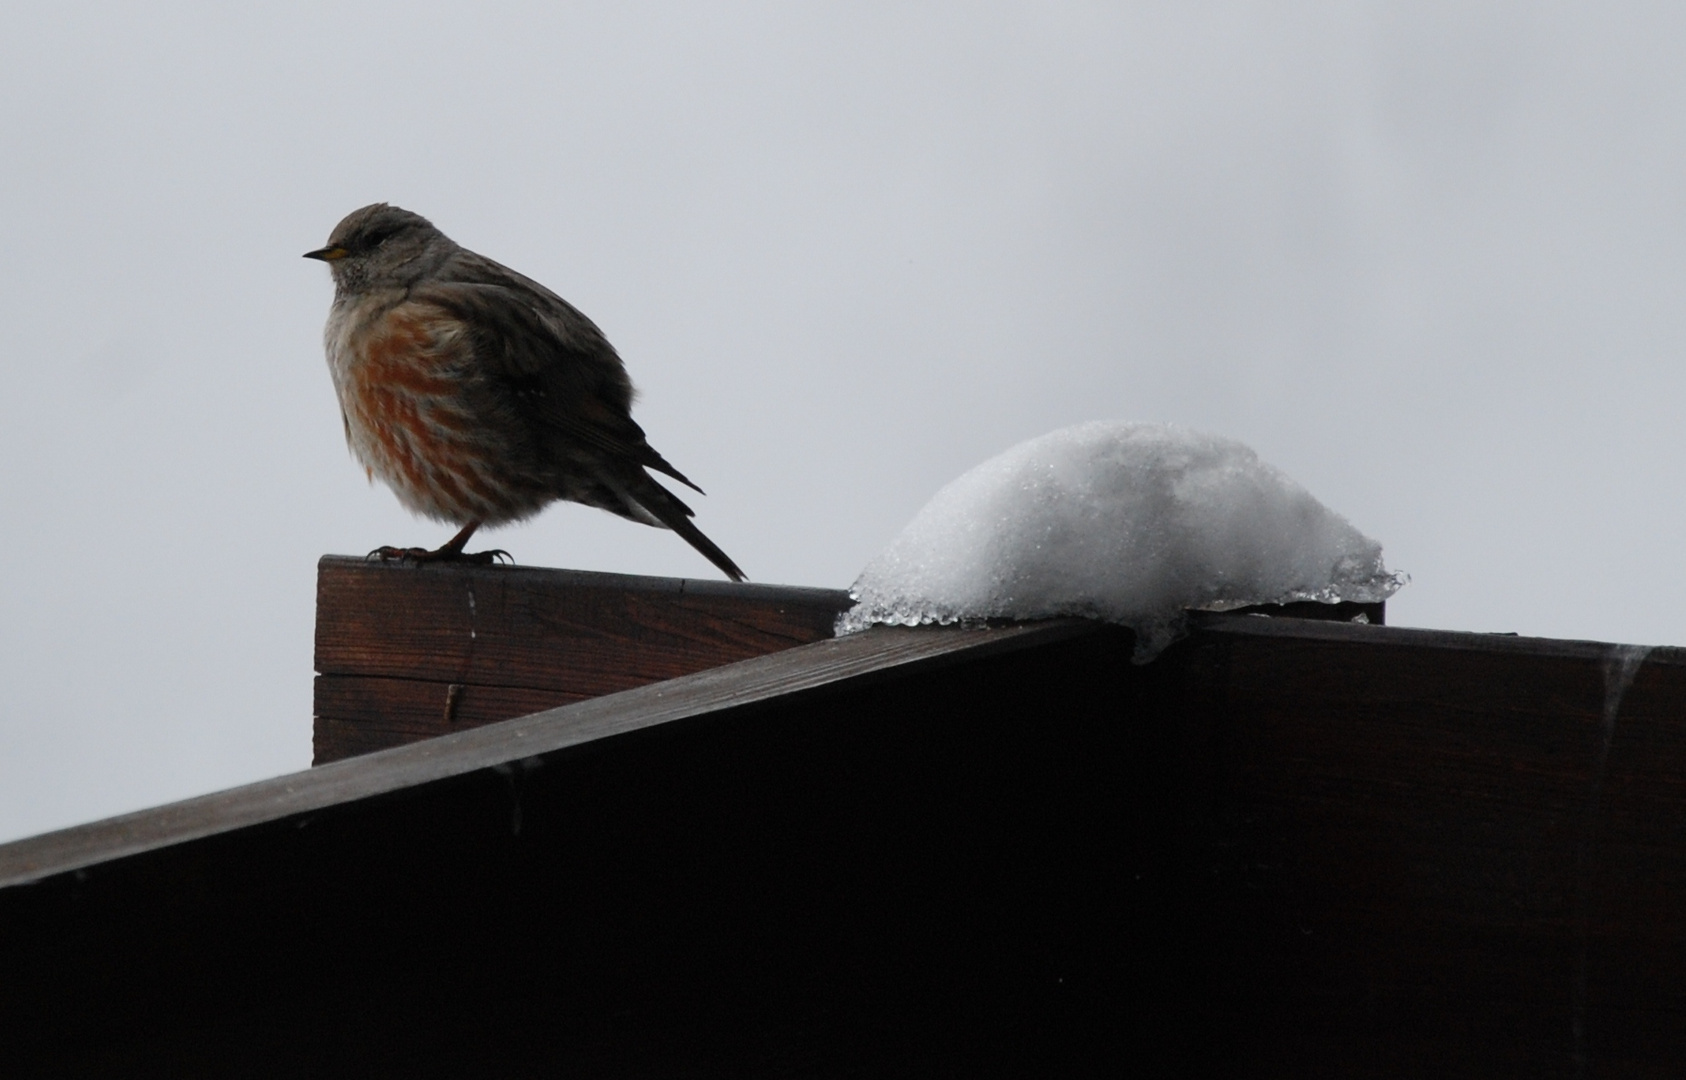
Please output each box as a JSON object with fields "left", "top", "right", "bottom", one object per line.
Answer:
{"left": 368, "top": 545, "right": 431, "bottom": 562}
{"left": 366, "top": 546, "right": 513, "bottom": 565}
{"left": 463, "top": 548, "right": 513, "bottom": 565}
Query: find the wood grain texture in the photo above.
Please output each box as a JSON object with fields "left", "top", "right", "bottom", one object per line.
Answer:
{"left": 311, "top": 557, "right": 1383, "bottom": 763}
{"left": 314, "top": 556, "right": 850, "bottom": 687}
{"left": 312, "top": 556, "right": 854, "bottom": 762}
{"left": 313, "top": 677, "right": 591, "bottom": 761}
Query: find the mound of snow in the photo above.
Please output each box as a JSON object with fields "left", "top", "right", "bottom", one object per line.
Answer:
{"left": 838, "top": 421, "right": 1405, "bottom": 659}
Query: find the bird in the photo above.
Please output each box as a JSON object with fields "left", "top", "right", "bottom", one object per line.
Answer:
{"left": 305, "top": 203, "right": 745, "bottom": 581}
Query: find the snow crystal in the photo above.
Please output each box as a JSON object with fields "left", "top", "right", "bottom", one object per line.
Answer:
{"left": 838, "top": 421, "right": 1406, "bottom": 660}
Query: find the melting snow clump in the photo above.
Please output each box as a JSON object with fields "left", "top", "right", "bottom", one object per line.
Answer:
{"left": 838, "top": 421, "right": 1406, "bottom": 660}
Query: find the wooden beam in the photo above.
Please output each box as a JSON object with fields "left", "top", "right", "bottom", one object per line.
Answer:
{"left": 6, "top": 608, "right": 1684, "bottom": 1072}
{"left": 312, "top": 557, "right": 1382, "bottom": 764}
{"left": 312, "top": 556, "right": 853, "bottom": 763}
{"left": 6, "top": 619, "right": 1089, "bottom": 887}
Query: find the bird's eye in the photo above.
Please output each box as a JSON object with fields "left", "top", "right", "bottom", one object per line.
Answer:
{"left": 358, "top": 226, "right": 400, "bottom": 251}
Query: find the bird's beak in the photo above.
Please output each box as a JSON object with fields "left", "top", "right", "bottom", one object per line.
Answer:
{"left": 303, "top": 246, "right": 349, "bottom": 261}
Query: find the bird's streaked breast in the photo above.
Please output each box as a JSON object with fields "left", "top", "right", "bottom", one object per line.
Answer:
{"left": 326, "top": 298, "right": 546, "bottom": 525}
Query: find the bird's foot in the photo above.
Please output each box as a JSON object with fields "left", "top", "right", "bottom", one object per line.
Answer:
{"left": 367, "top": 545, "right": 512, "bottom": 565}
{"left": 460, "top": 548, "right": 513, "bottom": 565}
{"left": 368, "top": 545, "right": 427, "bottom": 562}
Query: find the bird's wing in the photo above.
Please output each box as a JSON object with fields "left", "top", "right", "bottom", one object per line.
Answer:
{"left": 410, "top": 259, "right": 704, "bottom": 494}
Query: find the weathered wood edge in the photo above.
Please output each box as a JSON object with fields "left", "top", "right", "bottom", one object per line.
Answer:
{"left": 0, "top": 620, "right": 1097, "bottom": 889}
{"left": 1192, "top": 610, "right": 1686, "bottom": 665}
{"left": 316, "top": 554, "right": 855, "bottom": 607}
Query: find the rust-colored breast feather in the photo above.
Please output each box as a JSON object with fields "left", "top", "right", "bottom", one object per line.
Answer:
{"left": 343, "top": 303, "right": 547, "bottom": 525}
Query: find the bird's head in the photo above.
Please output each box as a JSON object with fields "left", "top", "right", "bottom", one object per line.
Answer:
{"left": 305, "top": 203, "right": 452, "bottom": 293}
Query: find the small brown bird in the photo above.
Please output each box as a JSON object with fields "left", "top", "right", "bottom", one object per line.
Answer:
{"left": 305, "top": 204, "right": 745, "bottom": 581}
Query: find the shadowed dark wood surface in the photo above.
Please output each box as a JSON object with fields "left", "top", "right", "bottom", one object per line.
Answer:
{"left": 311, "top": 558, "right": 1382, "bottom": 765}
{"left": 4, "top": 621, "right": 1086, "bottom": 887}
{"left": 4, "top": 588, "right": 1685, "bottom": 1074}
{"left": 312, "top": 555, "right": 853, "bottom": 763}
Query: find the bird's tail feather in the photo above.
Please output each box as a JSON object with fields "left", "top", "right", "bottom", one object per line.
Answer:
{"left": 641, "top": 448, "right": 707, "bottom": 496}
{"left": 619, "top": 471, "right": 746, "bottom": 582}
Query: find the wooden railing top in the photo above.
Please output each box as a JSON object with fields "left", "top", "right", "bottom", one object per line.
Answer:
{"left": 7, "top": 608, "right": 1677, "bottom": 890}
{"left": 0, "top": 619, "right": 1092, "bottom": 889}
{"left": 312, "top": 553, "right": 855, "bottom": 604}
{"left": 9, "top": 591, "right": 1686, "bottom": 1071}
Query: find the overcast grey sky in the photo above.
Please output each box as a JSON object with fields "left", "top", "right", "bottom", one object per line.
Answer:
{"left": 2, "top": 2, "right": 1683, "bottom": 842}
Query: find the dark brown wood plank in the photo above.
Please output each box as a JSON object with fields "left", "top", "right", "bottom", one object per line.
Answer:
{"left": 0, "top": 621, "right": 1141, "bottom": 1074}
{"left": 310, "top": 557, "right": 1387, "bottom": 764}
{"left": 313, "top": 676, "right": 590, "bottom": 761}
{"left": 8, "top": 607, "right": 1686, "bottom": 1073}
{"left": 314, "top": 556, "right": 852, "bottom": 689}
{"left": 1167, "top": 615, "right": 1686, "bottom": 1069}
{"left": 312, "top": 556, "right": 855, "bottom": 762}
{"left": 6, "top": 620, "right": 1090, "bottom": 888}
